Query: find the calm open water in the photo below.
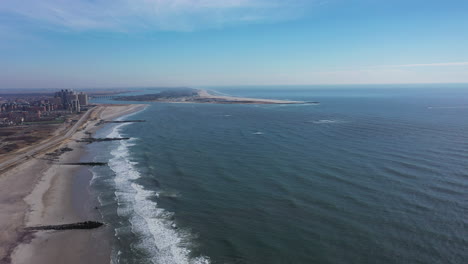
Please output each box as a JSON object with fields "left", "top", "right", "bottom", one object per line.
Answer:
{"left": 89, "top": 86, "right": 468, "bottom": 264}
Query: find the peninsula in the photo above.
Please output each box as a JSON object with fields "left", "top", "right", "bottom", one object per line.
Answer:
{"left": 115, "top": 88, "right": 317, "bottom": 104}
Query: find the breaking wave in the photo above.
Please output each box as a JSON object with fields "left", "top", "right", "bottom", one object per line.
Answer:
{"left": 107, "top": 123, "right": 210, "bottom": 264}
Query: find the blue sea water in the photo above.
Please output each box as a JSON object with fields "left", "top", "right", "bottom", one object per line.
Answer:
{"left": 89, "top": 86, "right": 468, "bottom": 264}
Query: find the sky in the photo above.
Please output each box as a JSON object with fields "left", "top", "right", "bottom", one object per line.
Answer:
{"left": 1, "top": 0, "right": 468, "bottom": 89}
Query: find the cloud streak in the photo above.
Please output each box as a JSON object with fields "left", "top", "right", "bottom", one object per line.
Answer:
{"left": 388, "top": 62, "right": 468, "bottom": 68}
{"left": 0, "top": 0, "right": 313, "bottom": 31}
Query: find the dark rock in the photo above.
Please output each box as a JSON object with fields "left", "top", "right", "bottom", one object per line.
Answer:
{"left": 59, "top": 162, "right": 107, "bottom": 166}
{"left": 25, "top": 221, "right": 104, "bottom": 231}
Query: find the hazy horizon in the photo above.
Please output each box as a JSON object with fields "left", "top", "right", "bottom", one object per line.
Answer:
{"left": 2, "top": 83, "right": 468, "bottom": 92}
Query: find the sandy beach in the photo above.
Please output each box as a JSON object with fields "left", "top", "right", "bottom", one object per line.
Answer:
{"left": 196, "top": 89, "right": 305, "bottom": 104}
{"left": 0, "top": 104, "right": 146, "bottom": 264}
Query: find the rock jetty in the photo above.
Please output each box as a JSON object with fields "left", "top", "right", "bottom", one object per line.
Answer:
{"left": 25, "top": 221, "right": 104, "bottom": 231}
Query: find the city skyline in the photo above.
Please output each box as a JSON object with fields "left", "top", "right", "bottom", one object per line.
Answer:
{"left": 1, "top": 0, "right": 468, "bottom": 88}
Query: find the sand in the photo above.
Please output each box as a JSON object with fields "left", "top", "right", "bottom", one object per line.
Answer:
{"left": 196, "top": 89, "right": 306, "bottom": 104}
{"left": 0, "top": 104, "right": 147, "bottom": 264}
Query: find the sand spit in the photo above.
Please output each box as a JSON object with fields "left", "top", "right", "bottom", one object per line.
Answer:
{"left": 115, "top": 88, "right": 317, "bottom": 104}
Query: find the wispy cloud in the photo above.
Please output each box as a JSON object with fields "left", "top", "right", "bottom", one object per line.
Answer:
{"left": 0, "top": 0, "right": 314, "bottom": 32}
{"left": 387, "top": 62, "right": 468, "bottom": 68}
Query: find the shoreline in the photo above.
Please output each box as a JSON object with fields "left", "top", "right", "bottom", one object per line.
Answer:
{"left": 0, "top": 104, "right": 147, "bottom": 264}
{"left": 114, "top": 88, "right": 316, "bottom": 104}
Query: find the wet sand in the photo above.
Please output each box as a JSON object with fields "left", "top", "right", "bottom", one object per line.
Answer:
{"left": 0, "top": 104, "right": 146, "bottom": 264}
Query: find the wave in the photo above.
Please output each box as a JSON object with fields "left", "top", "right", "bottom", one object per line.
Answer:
{"left": 310, "top": 119, "right": 345, "bottom": 124}
{"left": 428, "top": 106, "right": 468, "bottom": 109}
{"left": 157, "top": 190, "right": 181, "bottom": 199}
{"left": 107, "top": 124, "right": 210, "bottom": 264}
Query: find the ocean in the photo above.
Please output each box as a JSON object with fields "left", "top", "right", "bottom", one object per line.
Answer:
{"left": 88, "top": 86, "right": 468, "bottom": 264}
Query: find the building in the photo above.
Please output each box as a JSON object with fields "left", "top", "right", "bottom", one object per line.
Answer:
{"left": 78, "top": 92, "right": 88, "bottom": 106}
{"left": 50, "top": 97, "right": 62, "bottom": 108}
{"left": 55, "top": 89, "right": 73, "bottom": 108}
{"left": 54, "top": 89, "right": 88, "bottom": 112}
{"left": 72, "top": 100, "right": 80, "bottom": 113}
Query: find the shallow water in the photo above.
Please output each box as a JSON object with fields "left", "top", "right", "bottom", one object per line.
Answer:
{"left": 89, "top": 86, "right": 468, "bottom": 264}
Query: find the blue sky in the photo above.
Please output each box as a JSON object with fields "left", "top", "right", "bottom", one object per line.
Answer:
{"left": 1, "top": 0, "right": 468, "bottom": 88}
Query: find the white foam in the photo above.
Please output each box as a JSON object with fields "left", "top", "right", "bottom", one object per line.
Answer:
{"left": 311, "top": 119, "right": 341, "bottom": 124}
{"left": 107, "top": 124, "right": 210, "bottom": 264}
{"left": 428, "top": 106, "right": 468, "bottom": 109}
{"left": 253, "top": 132, "right": 264, "bottom": 135}
{"left": 90, "top": 169, "right": 100, "bottom": 183}
{"left": 157, "top": 190, "right": 181, "bottom": 198}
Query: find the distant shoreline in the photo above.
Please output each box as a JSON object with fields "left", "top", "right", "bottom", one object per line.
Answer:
{"left": 115, "top": 88, "right": 319, "bottom": 105}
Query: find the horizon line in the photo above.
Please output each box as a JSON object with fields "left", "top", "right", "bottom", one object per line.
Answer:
{"left": 1, "top": 82, "right": 468, "bottom": 91}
